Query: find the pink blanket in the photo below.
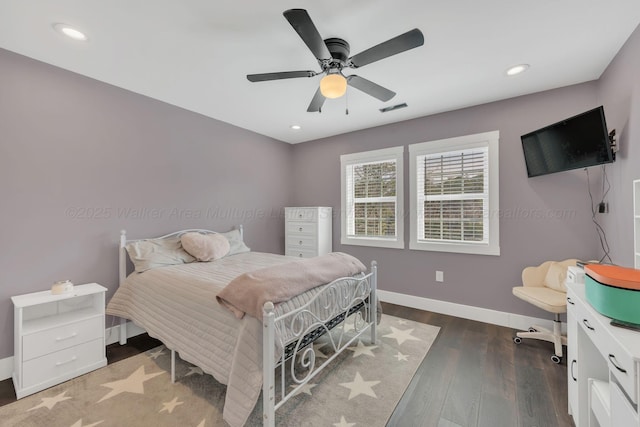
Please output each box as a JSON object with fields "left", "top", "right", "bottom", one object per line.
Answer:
{"left": 216, "top": 252, "right": 366, "bottom": 319}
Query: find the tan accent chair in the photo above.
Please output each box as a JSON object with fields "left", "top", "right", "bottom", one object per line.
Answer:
{"left": 512, "top": 259, "right": 579, "bottom": 363}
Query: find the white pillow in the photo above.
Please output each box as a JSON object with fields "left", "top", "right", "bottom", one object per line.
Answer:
{"left": 126, "top": 236, "right": 195, "bottom": 273}
{"left": 181, "top": 232, "right": 231, "bottom": 262}
{"left": 219, "top": 228, "right": 251, "bottom": 255}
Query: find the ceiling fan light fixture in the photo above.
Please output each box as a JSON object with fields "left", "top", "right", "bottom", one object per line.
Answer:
{"left": 320, "top": 74, "right": 347, "bottom": 99}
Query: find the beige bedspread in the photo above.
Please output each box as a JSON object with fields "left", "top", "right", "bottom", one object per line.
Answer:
{"left": 106, "top": 251, "right": 369, "bottom": 427}
{"left": 217, "top": 252, "right": 366, "bottom": 320}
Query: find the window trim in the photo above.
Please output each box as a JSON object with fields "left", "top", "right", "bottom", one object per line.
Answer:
{"left": 409, "top": 131, "right": 500, "bottom": 256}
{"left": 340, "top": 146, "right": 404, "bottom": 249}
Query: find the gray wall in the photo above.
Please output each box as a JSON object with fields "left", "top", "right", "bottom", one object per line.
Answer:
{"left": 0, "top": 49, "right": 293, "bottom": 359}
{"left": 2, "top": 23, "right": 639, "bottom": 360}
{"left": 597, "top": 24, "right": 640, "bottom": 267}
{"left": 291, "top": 83, "right": 606, "bottom": 319}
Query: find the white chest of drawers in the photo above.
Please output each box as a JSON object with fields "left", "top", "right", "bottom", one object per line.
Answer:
{"left": 12, "top": 283, "right": 108, "bottom": 399}
{"left": 285, "top": 207, "right": 332, "bottom": 258}
{"left": 566, "top": 282, "right": 640, "bottom": 427}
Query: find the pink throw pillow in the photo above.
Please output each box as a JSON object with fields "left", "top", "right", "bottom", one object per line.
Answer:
{"left": 181, "top": 232, "right": 230, "bottom": 262}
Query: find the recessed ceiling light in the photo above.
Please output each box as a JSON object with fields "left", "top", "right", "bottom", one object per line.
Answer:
{"left": 290, "top": 125, "right": 301, "bottom": 130}
{"left": 506, "top": 64, "right": 529, "bottom": 76}
{"left": 53, "top": 23, "right": 88, "bottom": 41}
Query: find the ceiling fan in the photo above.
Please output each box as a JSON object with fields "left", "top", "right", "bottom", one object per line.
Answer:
{"left": 246, "top": 9, "right": 424, "bottom": 112}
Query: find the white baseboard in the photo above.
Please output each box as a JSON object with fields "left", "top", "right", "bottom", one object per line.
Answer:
{"left": 0, "top": 356, "right": 13, "bottom": 384}
{"left": 0, "top": 321, "right": 146, "bottom": 382}
{"left": 377, "top": 289, "right": 561, "bottom": 332}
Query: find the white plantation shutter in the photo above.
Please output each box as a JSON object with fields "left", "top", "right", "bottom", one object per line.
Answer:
{"left": 345, "top": 160, "right": 397, "bottom": 237}
{"left": 409, "top": 131, "right": 500, "bottom": 256}
{"left": 341, "top": 146, "right": 404, "bottom": 249}
{"left": 416, "top": 147, "right": 489, "bottom": 243}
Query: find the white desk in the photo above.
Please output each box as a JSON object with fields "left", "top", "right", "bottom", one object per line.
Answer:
{"left": 567, "top": 282, "right": 640, "bottom": 427}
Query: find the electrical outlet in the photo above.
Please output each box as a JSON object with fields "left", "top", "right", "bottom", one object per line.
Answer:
{"left": 436, "top": 271, "right": 444, "bottom": 282}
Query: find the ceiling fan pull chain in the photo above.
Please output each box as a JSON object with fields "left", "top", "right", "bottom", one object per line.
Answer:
{"left": 345, "top": 88, "right": 349, "bottom": 115}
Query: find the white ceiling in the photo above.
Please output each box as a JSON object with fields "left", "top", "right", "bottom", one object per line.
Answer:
{"left": 1, "top": 1, "right": 640, "bottom": 144}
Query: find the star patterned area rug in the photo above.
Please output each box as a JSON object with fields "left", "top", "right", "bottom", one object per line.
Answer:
{"left": 0, "top": 314, "right": 439, "bottom": 427}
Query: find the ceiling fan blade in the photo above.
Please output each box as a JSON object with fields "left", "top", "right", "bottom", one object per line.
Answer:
{"left": 349, "top": 28, "right": 424, "bottom": 68}
{"left": 246, "top": 70, "right": 317, "bottom": 82}
{"left": 347, "top": 75, "right": 396, "bottom": 101}
{"left": 307, "top": 87, "right": 326, "bottom": 112}
{"left": 284, "top": 9, "right": 332, "bottom": 60}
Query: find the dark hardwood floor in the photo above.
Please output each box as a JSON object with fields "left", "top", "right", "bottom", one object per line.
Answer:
{"left": 0, "top": 303, "right": 573, "bottom": 426}
{"left": 383, "top": 303, "right": 574, "bottom": 427}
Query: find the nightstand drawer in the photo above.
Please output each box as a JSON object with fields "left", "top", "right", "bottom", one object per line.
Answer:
{"left": 22, "top": 338, "right": 104, "bottom": 389}
{"left": 23, "top": 316, "right": 103, "bottom": 361}
{"left": 286, "top": 222, "right": 316, "bottom": 235}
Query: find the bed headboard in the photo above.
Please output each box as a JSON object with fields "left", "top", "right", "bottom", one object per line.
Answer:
{"left": 118, "top": 225, "right": 244, "bottom": 286}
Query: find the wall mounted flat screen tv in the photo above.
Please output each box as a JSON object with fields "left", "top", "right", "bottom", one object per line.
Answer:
{"left": 521, "top": 106, "right": 613, "bottom": 177}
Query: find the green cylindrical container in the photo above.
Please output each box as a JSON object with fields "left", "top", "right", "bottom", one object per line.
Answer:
{"left": 585, "top": 264, "right": 640, "bottom": 325}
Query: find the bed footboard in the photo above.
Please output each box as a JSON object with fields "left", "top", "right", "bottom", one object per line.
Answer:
{"left": 262, "top": 260, "right": 377, "bottom": 427}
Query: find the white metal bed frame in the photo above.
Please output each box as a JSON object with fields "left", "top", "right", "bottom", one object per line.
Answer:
{"left": 116, "top": 227, "right": 377, "bottom": 426}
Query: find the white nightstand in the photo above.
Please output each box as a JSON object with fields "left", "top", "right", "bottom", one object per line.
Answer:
{"left": 11, "top": 283, "right": 107, "bottom": 399}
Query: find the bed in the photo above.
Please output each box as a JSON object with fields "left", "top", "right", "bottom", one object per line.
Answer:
{"left": 106, "top": 227, "right": 377, "bottom": 427}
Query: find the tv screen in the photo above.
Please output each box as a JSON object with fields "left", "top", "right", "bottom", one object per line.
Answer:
{"left": 521, "top": 106, "right": 613, "bottom": 177}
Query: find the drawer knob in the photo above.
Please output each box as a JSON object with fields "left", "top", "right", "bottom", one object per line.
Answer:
{"left": 55, "top": 356, "right": 77, "bottom": 366}
{"left": 566, "top": 297, "right": 574, "bottom": 305}
{"left": 299, "top": 227, "right": 303, "bottom": 232}
{"left": 299, "top": 214, "right": 303, "bottom": 218}
{"left": 55, "top": 332, "right": 78, "bottom": 342}
{"left": 582, "top": 319, "right": 595, "bottom": 331}
{"left": 299, "top": 253, "right": 303, "bottom": 257}
{"left": 608, "top": 354, "right": 627, "bottom": 373}
{"left": 299, "top": 240, "right": 303, "bottom": 245}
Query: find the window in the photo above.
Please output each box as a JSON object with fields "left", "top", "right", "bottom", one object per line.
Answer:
{"left": 341, "top": 146, "right": 404, "bottom": 248}
{"left": 409, "top": 131, "right": 500, "bottom": 255}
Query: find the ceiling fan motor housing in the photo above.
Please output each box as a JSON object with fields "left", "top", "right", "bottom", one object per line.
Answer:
{"left": 324, "top": 38, "right": 350, "bottom": 64}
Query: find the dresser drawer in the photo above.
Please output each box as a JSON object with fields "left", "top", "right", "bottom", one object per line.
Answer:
{"left": 577, "top": 295, "right": 638, "bottom": 404}
{"left": 22, "top": 316, "right": 103, "bottom": 362}
{"left": 286, "top": 235, "right": 317, "bottom": 250}
{"left": 286, "top": 208, "right": 318, "bottom": 222}
{"left": 286, "top": 221, "right": 316, "bottom": 235}
{"left": 285, "top": 248, "right": 318, "bottom": 258}
{"left": 576, "top": 298, "right": 617, "bottom": 363}
{"left": 611, "top": 381, "right": 640, "bottom": 427}
{"left": 607, "top": 336, "right": 638, "bottom": 404}
{"left": 22, "top": 338, "right": 104, "bottom": 389}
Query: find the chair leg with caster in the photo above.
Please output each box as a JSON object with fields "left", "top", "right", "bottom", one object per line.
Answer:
{"left": 513, "top": 314, "right": 566, "bottom": 364}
